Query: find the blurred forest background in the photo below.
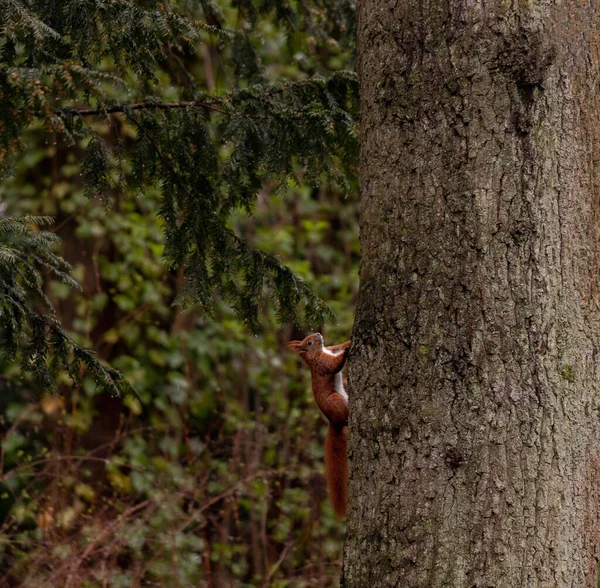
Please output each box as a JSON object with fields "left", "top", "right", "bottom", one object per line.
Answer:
{"left": 0, "top": 1, "right": 358, "bottom": 586}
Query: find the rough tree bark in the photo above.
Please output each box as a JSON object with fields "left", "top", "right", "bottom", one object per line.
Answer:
{"left": 344, "top": 2, "right": 600, "bottom": 586}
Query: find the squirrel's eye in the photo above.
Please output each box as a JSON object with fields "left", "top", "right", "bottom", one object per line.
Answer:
{"left": 308, "top": 341, "right": 312, "bottom": 346}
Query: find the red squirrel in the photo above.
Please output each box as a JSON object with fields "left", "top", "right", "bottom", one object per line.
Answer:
{"left": 287, "top": 332, "right": 350, "bottom": 517}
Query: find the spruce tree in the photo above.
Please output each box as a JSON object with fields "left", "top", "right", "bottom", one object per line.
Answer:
{"left": 0, "top": 0, "right": 358, "bottom": 391}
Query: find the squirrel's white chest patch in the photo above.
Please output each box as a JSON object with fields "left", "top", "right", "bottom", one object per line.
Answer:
{"left": 323, "top": 347, "right": 344, "bottom": 356}
{"left": 334, "top": 372, "right": 348, "bottom": 405}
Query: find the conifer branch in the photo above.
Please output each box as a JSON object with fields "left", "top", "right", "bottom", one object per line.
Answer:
{"left": 125, "top": 115, "right": 192, "bottom": 198}
{"left": 0, "top": 0, "right": 358, "bottom": 386}
{"left": 55, "top": 72, "right": 357, "bottom": 120}
{"left": 60, "top": 100, "right": 235, "bottom": 118}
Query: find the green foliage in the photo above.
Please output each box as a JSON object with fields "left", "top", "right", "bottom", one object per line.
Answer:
{"left": 1, "top": 0, "right": 358, "bottom": 335}
{"left": 0, "top": 152, "right": 359, "bottom": 584}
{"left": 0, "top": 0, "right": 359, "bottom": 584}
{"left": 0, "top": 215, "right": 131, "bottom": 395}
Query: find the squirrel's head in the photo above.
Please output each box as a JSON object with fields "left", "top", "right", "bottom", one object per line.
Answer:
{"left": 287, "top": 332, "right": 324, "bottom": 356}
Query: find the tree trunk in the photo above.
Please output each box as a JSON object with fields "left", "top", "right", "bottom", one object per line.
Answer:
{"left": 344, "top": 2, "right": 600, "bottom": 586}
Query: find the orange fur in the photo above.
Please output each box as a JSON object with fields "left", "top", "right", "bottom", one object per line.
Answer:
{"left": 288, "top": 332, "right": 350, "bottom": 517}
{"left": 325, "top": 424, "right": 348, "bottom": 517}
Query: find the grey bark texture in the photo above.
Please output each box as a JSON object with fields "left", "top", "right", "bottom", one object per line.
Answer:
{"left": 344, "top": 2, "right": 600, "bottom": 586}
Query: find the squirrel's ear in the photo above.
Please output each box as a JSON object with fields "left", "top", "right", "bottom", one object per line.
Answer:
{"left": 287, "top": 340, "right": 301, "bottom": 352}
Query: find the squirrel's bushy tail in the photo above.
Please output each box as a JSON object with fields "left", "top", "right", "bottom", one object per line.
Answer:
{"left": 325, "top": 423, "right": 348, "bottom": 517}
